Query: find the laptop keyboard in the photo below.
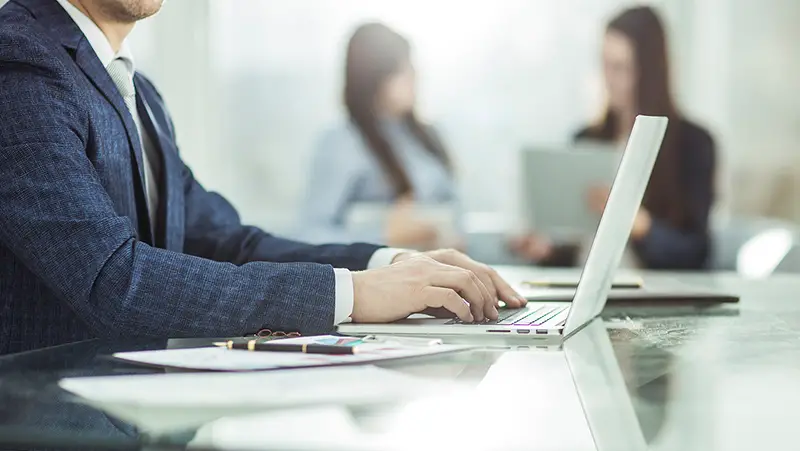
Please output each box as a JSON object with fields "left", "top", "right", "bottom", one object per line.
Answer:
{"left": 445, "top": 305, "right": 570, "bottom": 326}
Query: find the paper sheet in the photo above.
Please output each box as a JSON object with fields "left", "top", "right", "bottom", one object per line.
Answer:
{"left": 111, "top": 335, "right": 473, "bottom": 371}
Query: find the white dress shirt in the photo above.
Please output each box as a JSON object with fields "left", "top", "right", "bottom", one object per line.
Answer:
{"left": 56, "top": 0, "right": 405, "bottom": 325}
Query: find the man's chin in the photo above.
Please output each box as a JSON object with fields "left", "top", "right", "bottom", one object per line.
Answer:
{"left": 97, "top": 0, "right": 165, "bottom": 22}
{"left": 135, "top": 0, "right": 165, "bottom": 20}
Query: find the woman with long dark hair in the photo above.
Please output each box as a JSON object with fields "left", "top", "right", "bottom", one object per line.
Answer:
{"left": 513, "top": 6, "right": 716, "bottom": 269}
{"left": 298, "top": 22, "right": 459, "bottom": 249}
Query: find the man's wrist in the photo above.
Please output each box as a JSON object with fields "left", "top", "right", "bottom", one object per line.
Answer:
{"left": 367, "top": 247, "right": 413, "bottom": 268}
{"left": 332, "top": 268, "right": 354, "bottom": 324}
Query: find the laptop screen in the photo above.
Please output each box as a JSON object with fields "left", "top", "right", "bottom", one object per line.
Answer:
{"left": 563, "top": 115, "right": 668, "bottom": 336}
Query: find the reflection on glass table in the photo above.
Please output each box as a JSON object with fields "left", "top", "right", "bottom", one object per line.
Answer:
{"left": 0, "top": 319, "right": 655, "bottom": 451}
{"left": 179, "top": 319, "right": 650, "bottom": 451}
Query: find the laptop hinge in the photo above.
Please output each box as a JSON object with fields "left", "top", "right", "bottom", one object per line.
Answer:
{"left": 561, "top": 314, "right": 601, "bottom": 341}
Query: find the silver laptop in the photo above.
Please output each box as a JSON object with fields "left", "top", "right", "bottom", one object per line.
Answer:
{"left": 338, "top": 115, "right": 668, "bottom": 341}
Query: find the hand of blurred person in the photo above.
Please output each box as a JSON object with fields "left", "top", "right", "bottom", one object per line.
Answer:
{"left": 385, "top": 197, "right": 439, "bottom": 249}
{"left": 447, "top": 238, "right": 468, "bottom": 254}
{"left": 350, "top": 250, "right": 526, "bottom": 324}
{"left": 587, "top": 185, "right": 652, "bottom": 239}
{"left": 631, "top": 209, "right": 652, "bottom": 240}
{"left": 508, "top": 234, "right": 554, "bottom": 262}
{"left": 586, "top": 185, "right": 611, "bottom": 215}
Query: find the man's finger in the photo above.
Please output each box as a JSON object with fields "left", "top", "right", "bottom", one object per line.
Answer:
{"left": 489, "top": 269, "right": 528, "bottom": 309}
{"left": 430, "top": 250, "right": 498, "bottom": 317}
{"left": 471, "top": 267, "right": 498, "bottom": 320}
{"left": 421, "top": 307, "right": 457, "bottom": 319}
{"left": 421, "top": 287, "right": 473, "bottom": 323}
{"left": 442, "top": 254, "right": 497, "bottom": 317}
{"left": 427, "top": 267, "right": 487, "bottom": 322}
{"left": 474, "top": 264, "right": 498, "bottom": 303}
{"left": 458, "top": 267, "right": 495, "bottom": 321}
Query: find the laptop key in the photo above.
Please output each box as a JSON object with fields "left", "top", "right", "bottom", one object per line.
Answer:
{"left": 444, "top": 308, "right": 539, "bottom": 326}
{"left": 514, "top": 306, "right": 558, "bottom": 326}
{"left": 501, "top": 310, "right": 519, "bottom": 320}
{"left": 500, "top": 306, "right": 548, "bottom": 325}
{"left": 445, "top": 318, "right": 491, "bottom": 325}
{"left": 496, "top": 309, "right": 529, "bottom": 325}
{"left": 531, "top": 306, "right": 570, "bottom": 326}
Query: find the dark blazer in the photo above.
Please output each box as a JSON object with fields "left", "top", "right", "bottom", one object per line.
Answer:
{"left": 0, "top": 0, "right": 381, "bottom": 355}
{"left": 576, "top": 118, "right": 716, "bottom": 270}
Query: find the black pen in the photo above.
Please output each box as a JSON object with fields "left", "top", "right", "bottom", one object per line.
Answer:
{"left": 213, "top": 340, "right": 357, "bottom": 355}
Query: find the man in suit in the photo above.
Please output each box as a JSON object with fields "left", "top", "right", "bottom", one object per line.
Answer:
{"left": 0, "top": 0, "right": 526, "bottom": 354}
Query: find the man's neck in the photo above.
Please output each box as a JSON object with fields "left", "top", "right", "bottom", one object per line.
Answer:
{"left": 68, "top": 0, "right": 134, "bottom": 53}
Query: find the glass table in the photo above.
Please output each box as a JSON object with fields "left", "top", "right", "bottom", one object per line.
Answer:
{"left": 2, "top": 268, "right": 799, "bottom": 450}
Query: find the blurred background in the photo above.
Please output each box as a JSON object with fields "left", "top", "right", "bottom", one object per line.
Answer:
{"left": 6, "top": 0, "right": 798, "bottom": 270}
{"left": 119, "top": 0, "right": 799, "bottom": 230}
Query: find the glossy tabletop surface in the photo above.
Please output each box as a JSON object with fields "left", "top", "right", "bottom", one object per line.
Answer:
{"left": 1, "top": 267, "right": 798, "bottom": 450}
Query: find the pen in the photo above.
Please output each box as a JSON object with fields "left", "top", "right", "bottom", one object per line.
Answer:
{"left": 523, "top": 280, "right": 642, "bottom": 289}
{"left": 213, "top": 340, "right": 357, "bottom": 355}
{"left": 362, "top": 335, "right": 443, "bottom": 346}
{"left": 522, "top": 280, "right": 581, "bottom": 289}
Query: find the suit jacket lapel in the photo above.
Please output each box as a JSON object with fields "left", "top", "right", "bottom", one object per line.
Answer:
{"left": 136, "top": 80, "right": 185, "bottom": 253}
{"left": 73, "top": 42, "right": 151, "bottom": 218}
{"left": 14, "top": 0, "right": 154, "bottom": 244}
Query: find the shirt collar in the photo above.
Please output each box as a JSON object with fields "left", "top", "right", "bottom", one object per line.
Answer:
{"left": 56, "top": 0, "right": 135, "bottom": 74}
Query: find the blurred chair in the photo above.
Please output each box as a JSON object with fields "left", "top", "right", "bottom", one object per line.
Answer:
{"left": 774, "top": 244, "right": 800, "bottom": 273}
{"left": 711, "top": 213, "right": 799, "bottom": 277}
{"left": 735, "top": 228, "right": 794, "bottom": 278}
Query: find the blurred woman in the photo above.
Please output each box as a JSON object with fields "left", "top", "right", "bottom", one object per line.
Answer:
{"left": 298, "top": 23, "right": 460, "bottom": 250}
{"left": 512, "top": 6, "right": 716, "bottom": 269}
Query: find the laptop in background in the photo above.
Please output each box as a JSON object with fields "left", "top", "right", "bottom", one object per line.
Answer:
{"left": 521, "top": 142, "right": 621, "bottom": 242}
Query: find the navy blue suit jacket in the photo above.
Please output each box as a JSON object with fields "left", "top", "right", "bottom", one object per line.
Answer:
{"left": 0, "top": 0, "right": 381, "bottom": 354}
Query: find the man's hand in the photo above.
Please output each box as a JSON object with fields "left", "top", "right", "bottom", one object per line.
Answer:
{"left": 413, "top": 249, "right": 527, "bottom": 310}
{"left": 351, "top": 251, "right": 526, "bottom": 324}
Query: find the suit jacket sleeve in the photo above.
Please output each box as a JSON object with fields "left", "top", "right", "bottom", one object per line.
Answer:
{"left": 180, "top": 145, "right": 382, "bottom": 268}
{"left": 0, "top": 37, "right": 342, "bottom": 338}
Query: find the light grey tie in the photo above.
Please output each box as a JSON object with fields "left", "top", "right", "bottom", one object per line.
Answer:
{"left": 106, "top": 58, "right": 158, "bottom": 231}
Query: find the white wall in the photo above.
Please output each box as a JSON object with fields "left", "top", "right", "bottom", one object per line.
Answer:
{"left": 722, "top": 0, "right": 800, "bottom": 220}
{"left": 667, "top": 0, "right": 800, "bottom": 221}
